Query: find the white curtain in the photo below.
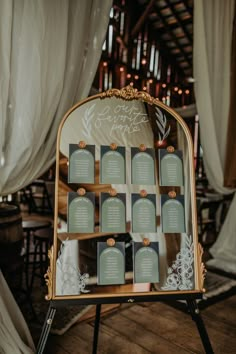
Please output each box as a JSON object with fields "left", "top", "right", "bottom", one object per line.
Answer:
{"left": 0, "top": 271, "right": 35, "bottom": 354}
{"left": 194, "top": 0, "right": 236, "bottom": 273}
{"left": 0, "top": 0, "right": 112, "bottom": 196}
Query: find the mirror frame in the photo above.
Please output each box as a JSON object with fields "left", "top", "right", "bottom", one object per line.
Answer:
{"left": 45, "top": 85, "right": 206, "bottom": 302}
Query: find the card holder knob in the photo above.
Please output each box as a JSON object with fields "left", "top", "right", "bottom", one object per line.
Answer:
{"left": 77, "top": 188, "right": 86, "bottom": 196}
{"left": 167, "top": 146, "right": 175, "bottom": 153}
{"left": 139, "top": 144, "right": 146, "bottom": 151}
{"left": 78, "top": 140, "right": 86, "bottom": 149}
{"left": 168, "top": 191, "right": 176, "bottom": 198}
{"left": 110, "top": 143, "right": 117, "bottom": 150}
{"left": 109, "top": 188, "right": 117, "bottom": 197}
{"left": 143, "top": 237, "right": 150, "bottom": 246}
{"left": 140, "top": 189, "right": 147, "bottom": 197}
{"left": 107, "top": 238, "right": 115, "bottom": 247}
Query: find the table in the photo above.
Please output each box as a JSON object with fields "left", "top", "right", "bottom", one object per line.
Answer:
{"left": 22, "top": 219, "right": 52, "bottom": 291}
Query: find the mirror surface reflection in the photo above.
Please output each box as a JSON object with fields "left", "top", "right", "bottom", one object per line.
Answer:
{"left": 54, "top": 89, "right": 197, "bottom": 298}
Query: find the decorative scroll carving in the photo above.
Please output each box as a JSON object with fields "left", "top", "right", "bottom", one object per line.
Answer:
{"left": 198, "top": 242, "right": 207, "bottom": 292}
{"left": 45, "top": 246, "right": 53, "bottom": 300}
{"left": 101, "top": 85, "right": 159, "bottom": 105}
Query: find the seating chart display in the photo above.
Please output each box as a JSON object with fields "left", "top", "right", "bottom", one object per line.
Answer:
{"left": 97, "top": 238, "right": 125, "bottom": 285}
{"left": 100, "top": 144, "right": 126, "bottom": 184}
{"left": 45, "top": 85, "right": 205, "bottom": 303}
{"left": 68, "top": 143, "right": 95, "bottom": 184}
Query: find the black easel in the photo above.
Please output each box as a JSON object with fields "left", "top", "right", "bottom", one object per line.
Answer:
{"left": 36, "top": 295, "right": 214, "bottom": 354}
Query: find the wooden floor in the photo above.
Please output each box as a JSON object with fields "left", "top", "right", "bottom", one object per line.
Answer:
{"left": 42, "top": 295, "right": 236, "bottom": 354}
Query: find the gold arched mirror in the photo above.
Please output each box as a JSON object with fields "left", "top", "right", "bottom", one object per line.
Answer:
{"left": 46, "top": 86, "right": 204, "bottom": 302}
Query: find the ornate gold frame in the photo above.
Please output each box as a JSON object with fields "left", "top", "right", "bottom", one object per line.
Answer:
{"left": 45, "top": 85, "right": 206, "bottom": 301}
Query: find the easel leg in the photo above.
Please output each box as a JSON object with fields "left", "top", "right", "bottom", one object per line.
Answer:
{"left": 92, "top": 304, "right": 101, "bottom": 354}
{"left": 36, "top": 304, "right": 56, "bottom": 354}
{"left": 187, "top": 299, "right": 214, "bottom": 354}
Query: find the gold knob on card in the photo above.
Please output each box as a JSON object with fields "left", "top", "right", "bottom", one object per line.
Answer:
{"left": 78, "top": 141, "right": 86, "bottom": 148}
{"left": 107, "top": 238, "right": 115, "bottom": 247}
{"left": 140, "top": 189, "right": 147, "bottom": 197}
{"left": 143, "top": 238, "right": 150, "bottom": 246}
{"left": 77, "top": 188, "right": 86, "bottom": 196}
{"left": 139, "top": 144, "right": 146, "bottom": 151}
{"left": 168, "top": 191, "right": 176, "bottom": 198}
{"left": 167, "top": 146, "right": 175, "bottom": 153}
{"left": 110, "top": 188, "right": 117, "bottom": 197}
{"left": 110, "top": 143, "right": 117, "bottom": 150}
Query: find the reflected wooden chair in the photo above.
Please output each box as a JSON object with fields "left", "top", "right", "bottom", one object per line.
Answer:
{"left": 198, "top": 199, "right": 222, "bottom": 246}
{"left": 28, "top": 180, "right": 54, "bottom": 215}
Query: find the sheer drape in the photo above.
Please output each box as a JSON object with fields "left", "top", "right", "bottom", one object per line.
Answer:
{"left": 0, "top": 0, "right": 112, "bottom": 350}
{"left": 0, "top": 271, "right": 35, "bottom": 354}
{"left": 224, "top": 4, "right": 236, "bottom": 188}
{"left": 194, "top": 0, "right": 236, "bottom": 273}
{"left": 0, "top": 0, "right": 112, "bottom": 196}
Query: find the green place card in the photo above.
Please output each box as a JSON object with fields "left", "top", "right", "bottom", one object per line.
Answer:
{"left": 68, "top": 191, "right": 95, "bottom": 233}
{"left": 161, "top": 194, "right": 185, "bottom": 233}
{"left": 68, "top": 144, "right": 95, "bottom": 184}
{"left": 159, "top": 149, "right": 184, "bottom": 186}
{"left": 100, "top": 192, "right": 126, "bottom": 233}
{"left": 131, "top": 147, "right": 155, "bottom": 185}
{"left": 133, "top": 241, "right": 159, "bottom": 283}
{"left": 100, "top": 145, "right": 126, "bottom": 184}
{"left": 97, "top": 240, "right": 125, "bottom": 285}
{"left": 132, "top": 193, "right": 156, "bottom": 233}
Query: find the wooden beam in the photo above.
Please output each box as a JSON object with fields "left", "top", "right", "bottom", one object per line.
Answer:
{"left": 131, "top": 0, "right": 156, "bottom": 38}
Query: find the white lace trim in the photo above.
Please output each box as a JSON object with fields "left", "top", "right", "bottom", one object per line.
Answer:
{"left": 162, "top": 234, "right": 194, "bottom": 291}
{"left": 57, "top": 241, "right": 90, "bottom": 295}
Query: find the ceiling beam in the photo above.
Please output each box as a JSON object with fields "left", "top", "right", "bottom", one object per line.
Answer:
{"left": 131, "top": 0, "right": 156, "bottom": 38}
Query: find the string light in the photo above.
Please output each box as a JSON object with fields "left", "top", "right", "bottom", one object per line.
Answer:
{"left": 127, "top": 73, "right": 131, "bottom": 78}
{"left": 162, "top": 83, "right": 166, "bottom": 88}
{"left": 134, "top": 75, "right": 139, "bottom": 80}
{"left": 174, "top": 86, "right": 178, "bottom": 91}
{"left": 141, "top": 58, "right": 147, "bottom": 65}
{"left": 185, "top": 89, "right": 190, "bottom": 94}
{"left": 120, "top": 67, "right": 124, "bottom": 72}
{"left": 149, "top": 79, "right": 153, "bottom": 83}
{"left": 103, "top": 61, "right": 108, "bottom": 67}
{"left": 178, "top": 89, "right": 182, "bottom": 95}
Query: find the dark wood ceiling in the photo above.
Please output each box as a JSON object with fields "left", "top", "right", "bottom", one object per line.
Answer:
{"left": 134, "top": 0, "right": 193, "bottom": 79}
{"left": 94, "top": 0, "right": 194, "bottom": 106}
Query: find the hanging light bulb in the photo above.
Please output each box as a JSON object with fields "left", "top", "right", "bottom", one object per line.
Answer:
{"left": 141, "top": 58, "right": 147, "bottom": 65}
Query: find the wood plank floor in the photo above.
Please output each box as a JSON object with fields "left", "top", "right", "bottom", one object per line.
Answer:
{"left": 42, "top": 295, "right": 236, "bottom": 354}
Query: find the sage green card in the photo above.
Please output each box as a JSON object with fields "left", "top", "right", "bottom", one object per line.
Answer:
{"left": 161, "top": 195, "right": 185, "bottom": 233}
{"left": 131, "top": 147, "right": 155, "bottom": 185}
{"left": 100, "top": 146, "right": 126, "bottom": 184}
{"left": 132, "top": 194, "right": 156, "bottom": 233}
{"left": 68, "top": 192, "right": 95, "bottom": 233}
{"left": 159, "top": 149, "right": 184, "bottom": 186}
{"left": 133, "top": 242, "right": 159, "bottom": 283}
{"left": 100, "top": 193, "right": 126, "bottom": 233}
{"left": 69, "top": 144, "right": 95, "bottom": 184}
{"left": 97, "top": 242, "right": 125, "bottom": 285}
